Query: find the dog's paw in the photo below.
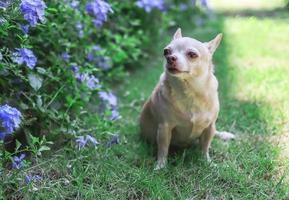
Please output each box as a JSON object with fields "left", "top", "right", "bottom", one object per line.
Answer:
{"left": 215, "top": 131, "right": 235, "bottom": 141}
{"left": 154, "top": 160, "right": 166, "bottom": 171}
{"left": 202, "top": 154, "right": 217, "bottom": 167}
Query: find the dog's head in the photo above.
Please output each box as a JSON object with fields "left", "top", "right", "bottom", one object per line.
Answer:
{"left": 164, "top": 28, "right": 222, "bottom": 78}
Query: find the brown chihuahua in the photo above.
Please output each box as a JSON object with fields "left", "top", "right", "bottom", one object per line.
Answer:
{"left": 140, "top": 28, "right": 234, "bottom": 170}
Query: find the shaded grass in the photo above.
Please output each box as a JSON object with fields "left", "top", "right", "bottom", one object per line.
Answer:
{"left": 4, "top": 2, "right": 289, "bottom": 199}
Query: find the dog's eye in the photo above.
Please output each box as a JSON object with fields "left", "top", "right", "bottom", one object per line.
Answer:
{"left": 187, "top": 51, "right": 198, "bottom": 59}
{"left": 163, "top": 48, "right": 171, "bottom": 56}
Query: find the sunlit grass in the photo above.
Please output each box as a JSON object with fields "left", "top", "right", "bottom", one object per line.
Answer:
{"left": 210, "top": 0, "right": 285, "bottom": 11}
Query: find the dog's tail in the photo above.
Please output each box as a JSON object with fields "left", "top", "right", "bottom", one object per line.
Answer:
{"left": 215, "top": 131, "right": 235, "bottom": 141}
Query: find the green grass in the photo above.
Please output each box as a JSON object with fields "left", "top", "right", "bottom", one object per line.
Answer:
{"left": 4, "top": 1, "right": 289, "bottom": 199}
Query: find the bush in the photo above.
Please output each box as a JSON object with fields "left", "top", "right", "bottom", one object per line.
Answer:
{"left": 0, "top": 0, "right": 206, "bottom": 149}
{"left": 0, "top": 0, "right": 208, "bottom": 196}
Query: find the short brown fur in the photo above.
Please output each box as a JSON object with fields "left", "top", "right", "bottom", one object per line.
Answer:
{"left": 139, "top": 28, "right": 232, "bottom": 170}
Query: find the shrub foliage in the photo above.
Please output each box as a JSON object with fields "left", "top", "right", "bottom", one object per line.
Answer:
{"left": 0, "top": 0, "right": 206, "bottom": 196}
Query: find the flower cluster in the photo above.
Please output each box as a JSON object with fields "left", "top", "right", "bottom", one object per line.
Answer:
{"left": 70, "top": 64, "right": 101, "bottom": 90}
{"left": 12, "top": 48, "right": 37, "bottom": 69}
{"left": 200, "top": 0, "right": 209, "bottom": 7}
{"left": 0, "top": 0, "right": 210, "bottom": 192}
{"left": 12, "top": 154, "right": 25, "bottom": 169}
{"left": 86, "top": 75, "right": 100, "bottom": 90}
{"left": 0, "top": 105, "right": 22, "bottom": 140}
{"left": 136, "top": 0, "right": 165, "bottom": 13}
{"left": 25, "top": 174, "right": 43, "bottom": 185}
{"left": 0, "top": 0, "right": 11, "bottom": 10}
{"left": 85, "top": 0, "right": 113, "bottom": 28}
{"left": 70, "top": 0, "right": 79, "bottom": 9}
{"left": 20, "top": 24, "right": 30, "bottom": 35}
{"left": 61, "top": 52, "right": 70, "bottom": 62}
{"left": 19, "top": 0, "right": 46, "bottom": 27}
{"left": 86, "top": 45, "right": 101, "bottom": 62}
{"left": 99, "top": 91, "right": 120, "bottom": 120}
{"left": 75, "top": 135, "right": 99, "bottom": 149}
{"left": 75, "top": 21, "right": 84, "bottom": 38}
{"left": 86, "top": 45, "right": 111, "bottom": 70}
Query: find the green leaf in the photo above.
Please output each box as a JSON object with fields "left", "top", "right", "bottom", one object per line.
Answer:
{"left": 38, "top": 146, "right": 51, "bottom": 152}
{"left": 31, "top": 135, "right": 40, "bottom": 145}
{"left": 16, "top": 140, "right": 22, "bottom": 151}
{"left": 36, "top": 95, "right": 43, "bottom": 107}
{"left": 37, "top": 146, "right": 51, "bottom": 156}
{"left": 47, "top": 8, "right": 58, "bottom": 13}
{"left": 19, "top": 102, "right": 29, "bottom": 110}
{"left": 36, "top": 67, "right": 46, "bottom": 74}
{"left": 28, "top": 73, "right": 43, "bottom": 91}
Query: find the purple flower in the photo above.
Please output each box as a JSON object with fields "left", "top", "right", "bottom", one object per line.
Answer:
{"left": 76, "top": 73, "right": 88, "bottom": 83}
{"left": 19, "top": 0, "right": 46, "bottom": 27}
{"left": 0, "top": 1, "right": 10, "bottom": 10}
{"left": 20, "top": 24, "right": 29, "bottom": 35}
{"left": 86, "top": 53, "right": 94, "bottom": 62}
{"left": 85, "top": 0, "right": 113, "bottom": 28}
{"left": 24, "top": 174, "right": 42, "bottom": 184}
{"left": 76, "top": 136, "right": 87, "bottom": 149}
{"left": 98, "top": 91, "right": 119, "bottom": 120}
{"left": 92, "top": 45, "right": 101, "bottom": 51}
{"left": 12, "top": 48, "right": 37, "bottom": 69}
{"left": 75, "top": 21, "right": 84, "bottom": 38}
{"left": 106, "top": 134, "right": 119, "bottom": 147}
{"left": 70, "top": 65, "right": 101, "bottom": 90}
{"left": 75, "top": 135, "right": 99, "bottom": 149}
{"left": 0, "top": 132, "right": 5, "bottom": 140}
{"left": 70, "top": 0, "right": 79, "bottom": 9}
{"left": 12, "top": 154, "right": 25, "bottom": 169}
{"left": 86, "top": 135, "right": 100, "bottom": 145}
{"left": 136, "top": 0, "right": 165, "bottom": 13}
{"left": 110, "top": 108, "right": 120, "bottom": 120}
{"left": 33, "top": 175, "right": 43, "bottom": 181}
{"left": 86, "top": 75, "right": 100, "bottom": 90}
{"left": 70, "top": 64, "right": 86, "bottom": 82}
{"left": 70, "top": 64, "right": 79, "bottom": 73}
{"left": 96, "top": 56, "right": 111, "bottom": 70}
{"left": 75, "top": 21, "right": 82, "bottom": 30}
{"left": 200, "top": 0, "right": 208, "bottom": 7}
{"left": 0, "top": 105, "right": 22, "bottom": 140}
{"left": 199, "top": 0, "right": 212, "bottom": 15}
{"left": 86, "top": 45, "right": 102, "bottom": 61}
{"left": 61, "top": 52, "right": 70, "bottom": 62}
{"left": 24, "top": 174, "right": 31, "bottom": 184}
{"left": 98, "top": 91, "right": 117, "bottom": 107}
{"left": 86, "top": 53, "right": 111, "bottom": 71}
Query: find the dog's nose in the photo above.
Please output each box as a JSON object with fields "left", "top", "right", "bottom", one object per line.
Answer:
{"left": 167, "top": 55, "right": 177, "bottom": 64}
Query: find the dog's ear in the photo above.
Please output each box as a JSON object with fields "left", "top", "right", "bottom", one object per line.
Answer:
{"left": 206, "top": 33, "right": 223, "bottom": 54}
{"left": 173, "top": 28, "right": 182, "bottom": 40}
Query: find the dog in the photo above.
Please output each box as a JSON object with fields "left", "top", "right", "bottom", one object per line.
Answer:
{"left": 139, "top": 28, "right": 235, "bottom": 170}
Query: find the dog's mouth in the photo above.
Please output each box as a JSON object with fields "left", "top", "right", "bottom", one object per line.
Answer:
{"left": 167, "top": 66, "right": 181, "bottom": 74}
{"left": 168, "top": 67, "right": 181, "bottom": 74}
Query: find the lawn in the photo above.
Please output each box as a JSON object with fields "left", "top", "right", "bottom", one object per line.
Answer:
{"left": 5, "top": 1, "right": 289, "bottom": 199}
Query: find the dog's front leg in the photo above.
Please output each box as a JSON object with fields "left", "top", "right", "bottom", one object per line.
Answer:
{"left": 200, "top": 123, "right": 215, "bottom": 162}
{"left": 155, "top": 123, "right": 172, "bottom": 170}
